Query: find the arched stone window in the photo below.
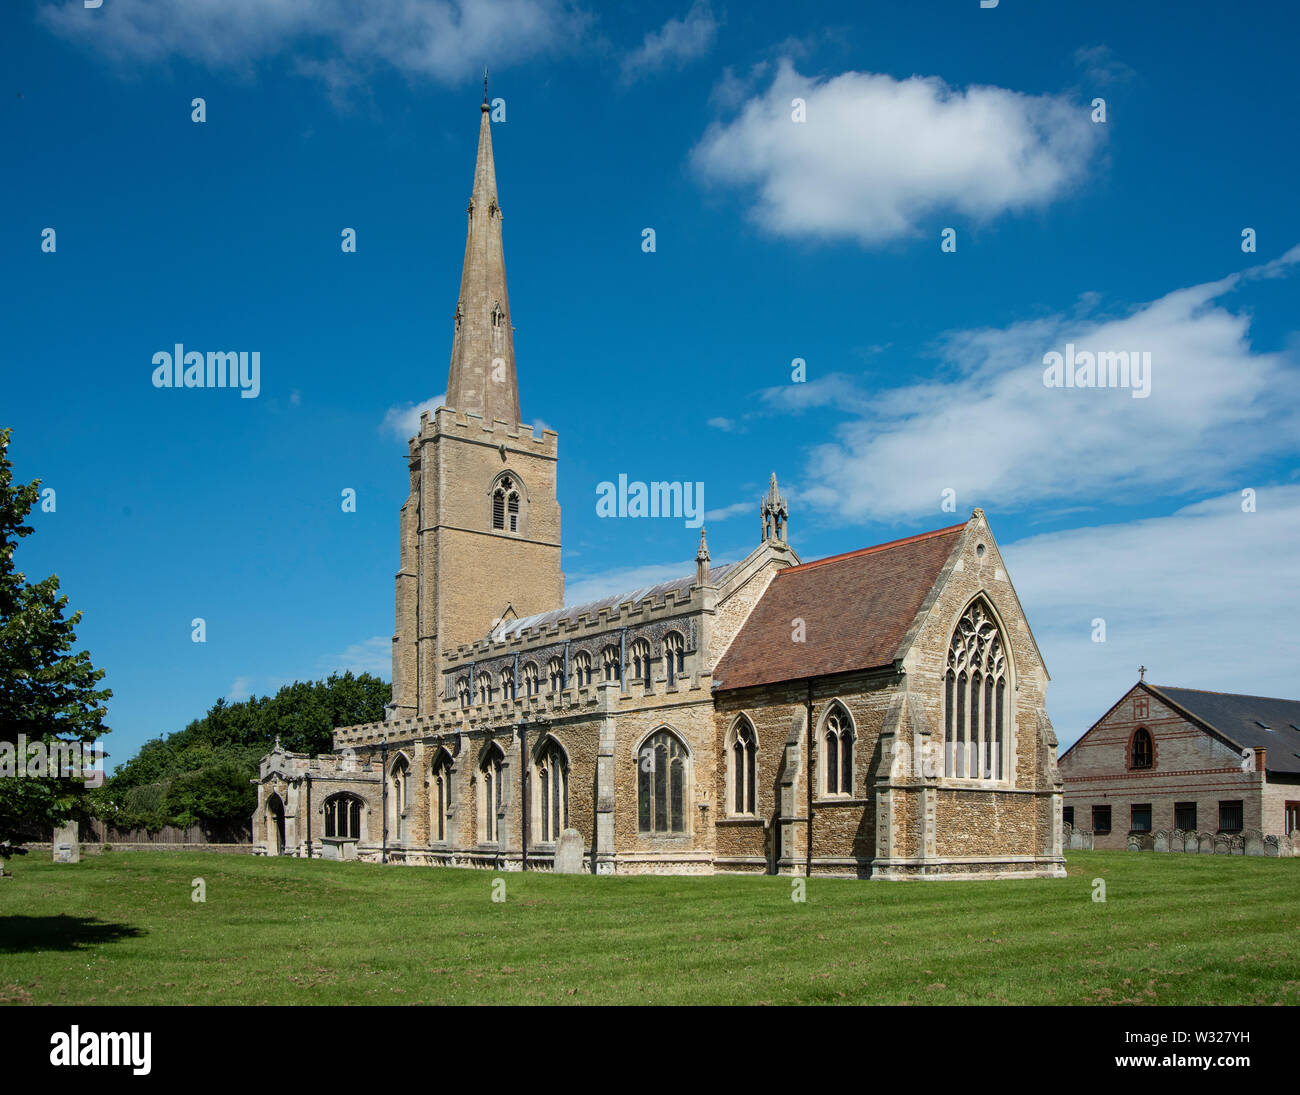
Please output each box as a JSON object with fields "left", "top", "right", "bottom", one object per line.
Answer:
{"left": 944, "top": 599, "right": 1009, "bottom": 781}
{"left": 456, "top": 676, "right": 471, "bottom": 709}
{"left": 1130, "top": 727, "right": 1154, "bottom": 770}
{"left": 727, "top": 717, "right": 757, "bottom": 816}
{"left": 573, "top": 650, "right": 593, "bottom": 687}
{"left": 431, "top": 749, "right": 453, "bottom": 842}
{"left": 821, "top": 705, "right": 854, "bottom": 796}
{"left": 535, "top": 738, "right": 569, "bottom": 844}
{"left": 664, "top": 631, "right": 685, "bottom": 685}
{"left": 630, "top": 638, "right": 653, "bottom": 688}
{"left": 500, "top": 666, "right": 516, "bottom": 702}
{"left": 479, "top": 744, "right": 504, "bottom": 843}
{"left": 601, "top": 645, "right": 622, "bottom": 683}
{"left": 477, "top": 672, "right": 495, "bottom": 705}
{"left": 492, "top": 474, "right": 521, "bottom": 533}
{"left": 637, "top": 729, "right": 688, "bottom": 834}
{"left": 547, "top": 655, "right": 565, "bottom": 692}
{"left": 522, "top": 662, "right": 540, "bottom": 697}
{"left": 324, "top": 793, "right": 364, "bottom": 841}
{"left": 389, "top": 755, "right": 411, "bottom": 843}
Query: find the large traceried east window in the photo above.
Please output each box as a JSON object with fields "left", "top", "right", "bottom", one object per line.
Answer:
{"left": 637, "top": 729, "right": 688, "bottom": 834}
{"left": 323, "top": 794, "right": 363, "bottom": 840}
{"left": 728, "top": 717, "right": 757, "bottom": 816}
{"left": 535, "top": 739, "right": 569, "bottom": 844}
{"left": 944, "top": 599, "right": 1009, "bottom": 781}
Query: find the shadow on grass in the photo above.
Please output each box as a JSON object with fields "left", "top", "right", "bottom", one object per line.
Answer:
{"left": 0, "top": 915, "right": 145, "bottom": 953}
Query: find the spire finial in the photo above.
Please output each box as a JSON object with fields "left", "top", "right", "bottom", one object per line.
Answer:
{"left": 1139, "top": 664, "right": 1147, "bottom": 682}
{"left": 760, "top": 472, "right": 789, "bottom": 544}
{"left": 482, "top": 66, "right": 489, "bottom": 109}
{"left": 696, "top": 527, "right": 711, "bottom": 585}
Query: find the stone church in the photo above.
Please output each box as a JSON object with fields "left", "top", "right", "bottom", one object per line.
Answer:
{"left": 253, "top": 99, "right": 1066, "bottom": 880}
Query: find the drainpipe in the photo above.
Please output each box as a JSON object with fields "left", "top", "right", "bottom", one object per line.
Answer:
{"left": 513, "top": 652, "right": 520, "bottom": 699}
{"left": 619, "top": 628, "right": 628, "bottom": 694}
{"left": 806, "top": 680, "right": 815, "bottom": 878}
{"left": 519, "top": 720, "right": 529, "bottom": 872}
{"left": 563, "top": 640, "right": 571, "bottom": 690}
{"left": 381, "top": 739, "right": 389, "bottom": 865}
{"left": 305, "top": 774, "right": 312, "bottom": 860}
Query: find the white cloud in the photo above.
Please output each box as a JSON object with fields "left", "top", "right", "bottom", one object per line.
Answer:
{"left": 692, "top": 59, "right": 1103, "bottom": 245}
{"left": 800, "top": 252, "right": 1300, "bottom": 522}
{"left": 318, "top": 635, "right": 391, "bottom": 677}
{"left": 381, "top": 393, "right": 444, "bottom": 440}
{"left": 706, "top": 416, "right": 737, "bottom": 431}
{"left": 704, "top": 500, "right": 752, "bottom": 522}
{"left": 38, "top": 0, "right": 589, "bottom": 91}
{"left": 1074, "top": 44, "right": 1136, "bottom": 86}
{"left": 226, "top": 674, "right": 292, "bottom": 702}
{"left": 1004, "top": 486, "right": 1300, "bottom": 749}
{"left": 563, "top": 560, "right": 697, "bottom": 606}
{"left": 757, "top": 372, "right": 871, "bottom": 414}
{"left": 620, "top": 1, "right": 717, "bottom": 85}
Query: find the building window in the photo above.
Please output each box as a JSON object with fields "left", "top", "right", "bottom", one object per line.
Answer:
{"left": 492, "top": 475, "right": 521, "bottom": 533}
{"left": 728, "top": 717, "right": 757, "bottom": 816}
{"left": 547, "top": 655, "right": 565, "bottom": 692}
{"left": 536, "top": 739, "right": 569, "bottom": 844}
{"left": 821, "top": 705, "right": 854, "bottom": 796}
{"left": 431, "top": 750, "right": 453, "bottom": 842}
{"left": 601, "top": 645, "right": 622, "bottom": 683}
{"left": 522, "top": 662, "right": 539, "bottom": 697}
{"left": 1063, "top": 806, "right": 1074, "bottom": 827}
{"left": 389, "top": 756, "right": 410, "bottom": 843}
{"left": 1092, "top": 805, "right": 1111, "bottom": 834}
{"left": 323, "top": 794, "right": 363, "bottom": 840}
{"left": 1285, "top": 802, "right": 1300, "bottom": 837}
{"left": 637, "top": 729, "right": 688, "bottom": 834}
{"left": 456, "top": 676, "right": 470, "bottom": 708}
{"left": 1175, "top": 801, "right": 1197, "bottom": 831}
{"left": 573, "top": 650, "right": 593, "bottom": 687}
{"left": 664, "top": 631, "right": 685, "bottom": 685}
{"left": 500, "top": 667, "right": 516, "bottom": 701}
{"left": 480, "top": 745, "right": 504, "bottom": 843}
{"left": 477, "top": 672, "right": 495, "bottom": 705}
{"left": 1131, "top": 803, "right": 1152, "bottom": 832}
{"left": 1218, "top": 800, "right": 1243, "bottom": 833}
{"left": 630, "top": 638, "right": 652, "bottom": 689}
{"left": 943, "top": 599, "right": 1009, "bottom": 780}
{"left": 1130, "top": 727, "right": 1154, "bottom": 770}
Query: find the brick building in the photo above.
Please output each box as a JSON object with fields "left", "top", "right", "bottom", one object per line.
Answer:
{"left": 252, "top": 98, "right": 1065, "bottom": 880}
{"left": 1059, "top": 679, "right": 1300, "bottom": 852}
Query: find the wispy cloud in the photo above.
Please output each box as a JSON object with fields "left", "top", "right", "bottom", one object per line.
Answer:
{"left": 798, "top": 250, "right": 1300, "bottom": 522}
{"left": 318, "top": 635, "right": 391, "bottom": 677}
{"left": 381, "top": 393, "right": 445, "bottom": 440}
{"left": 1007, "top": 485, "right": 1300, "bottom": 747}
{"left": 1074, "top": 44, "right": 1136, "bottom": 86}
{"left": 620, "top": 1, "right": 717, "bottom": 85}
{"left": 692, "top": 59, "right": 1103, "bottom": 245}
{"left": 704, "top": 500, "right": 752, "bottom": 522}
{"left": 564, "top": 560, "right": 698, "bottom": 606}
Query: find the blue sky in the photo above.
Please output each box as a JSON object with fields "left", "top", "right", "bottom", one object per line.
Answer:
{"left": 3, "top": 0, "right": 1297, "bottom": 769}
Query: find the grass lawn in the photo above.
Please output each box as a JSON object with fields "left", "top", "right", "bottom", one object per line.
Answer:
{"left": 1, "top": 849, "right": 1297, "bottom": 1005}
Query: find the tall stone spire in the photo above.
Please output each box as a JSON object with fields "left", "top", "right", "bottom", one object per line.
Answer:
{"left": 444, "top": 96, "right": 521, "bottom": 426}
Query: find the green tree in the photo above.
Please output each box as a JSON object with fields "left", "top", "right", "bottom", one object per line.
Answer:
{"left": 0, "top": 428, "right": 112, "bottom": 858}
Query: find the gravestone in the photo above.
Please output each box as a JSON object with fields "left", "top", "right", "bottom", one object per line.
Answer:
{"left": 1243, "top": 830, "right": 1265, "bottom": 857}
{"left": 52, "top": 822, "right": 80, "bottom": 864}
{"left": 1126, "top": 836, "right": 1141, "bottom": 852}
{"left": 1264, "top": 835, "right": 1281, "bottom": 858}
{"left": 554, "top": 828, "right": 584, "bottom": 874}
{"left": 1213, "top": 834, "right": 1231, "bottom": 855}
{"left": 1184, "top": 831, "right": 1200, "bottom": 853}
{"left": 1154, "top": 830, "right": 1170, "bottom": 853}
{"left": 1198, "top": 833, "right": 1215, "bottom": 854}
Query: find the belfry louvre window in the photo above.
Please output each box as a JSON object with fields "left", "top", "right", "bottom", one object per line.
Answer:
{"left": 638, "top": 730, "right": 687, "bottom": 834}
{"left": 944, "top": 599, "right": 1008, "bottom": 780}
{"left": 822, "top": 707, "right": 854, "bottom": 796}
{"left": 1130, "top": 727, "right": 1153, "bottom": 770}
{"left": 492, "top": 475, "right": 520, "bottom": 533}
{"left": 536, "top": 740, "right": 569, "bottom": 843}
{"left": 323, "top": 795, "right": 362, "bottom": 840}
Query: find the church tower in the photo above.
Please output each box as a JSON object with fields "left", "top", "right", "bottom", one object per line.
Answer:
{"left": 391, "top": 96, "right": 564, "bottom": 718}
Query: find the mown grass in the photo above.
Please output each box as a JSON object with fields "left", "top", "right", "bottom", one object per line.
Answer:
{"left": 1, "top": 850, "right": 1296, "bottom": 1005}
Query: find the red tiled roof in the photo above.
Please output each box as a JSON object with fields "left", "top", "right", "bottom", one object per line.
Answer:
{"left": 712, "top": 524, "right": 966, "bottom": 691}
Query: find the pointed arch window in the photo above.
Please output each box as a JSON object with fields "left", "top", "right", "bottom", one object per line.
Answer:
{"left": 1130, "top": 727, "right": 1154, "bottom": 770}
{"left": 601, "top": 645, "right": 622, "bottom": 683}
{"left": 943, "top": 599, "right": 1009, "bottom": 781}
{"left": 637, "top": 729, "right": 688, "bottom": 834}
{"left": 500, "top": 667, "right": 516, "bottom": 701}
{"left": 573, "top": 650, "right": 593, "bottom": 687}
{"left": 664, "top": 631, "right": 685, "bottom": 685}
{"left": 477, "top": 673, "right": 495, "bottom": 705}
{"left": 389, "top": 756, "right": 411, "bottom": 843}
{"left": 536, "top": 739, "right": 569, "bottom": 844}
{"left": 522, "top": 662, "right": 539, "bottom": 697}
{"left": 822, "top": 707, "right": 854, "bottom": 796}
{"left": 456, "top": 676, "right": 471, "bottom": 709}
{"left": 630, "top": 638, "right": 653, "bottom": 689}
{"left": 547, "top": 656, "right": 565, "bottom": 692}
{"left": 492, "top": 475, "right": 520, "bottom": 533}
{"left": 728, "top": 718, "right": 757, "bottom": 816}
{"left": 431, "top": 750, "right": 453, "bottom": 842}
{"left": 479, "top": 745, "right": 504, "bottom": 843}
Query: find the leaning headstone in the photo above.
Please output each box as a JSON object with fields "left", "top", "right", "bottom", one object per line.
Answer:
{"left": 52, "top": 821, "right": 80, "bottom": 864}
{"left": 1154, "top": 830, "right": 1170, "bottom": 853}
{"left": 1243, "top": 830, "right": 1265, "bottom": 857}
{"left": 553, "top": 828, "right": 584, "bottom": 874}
